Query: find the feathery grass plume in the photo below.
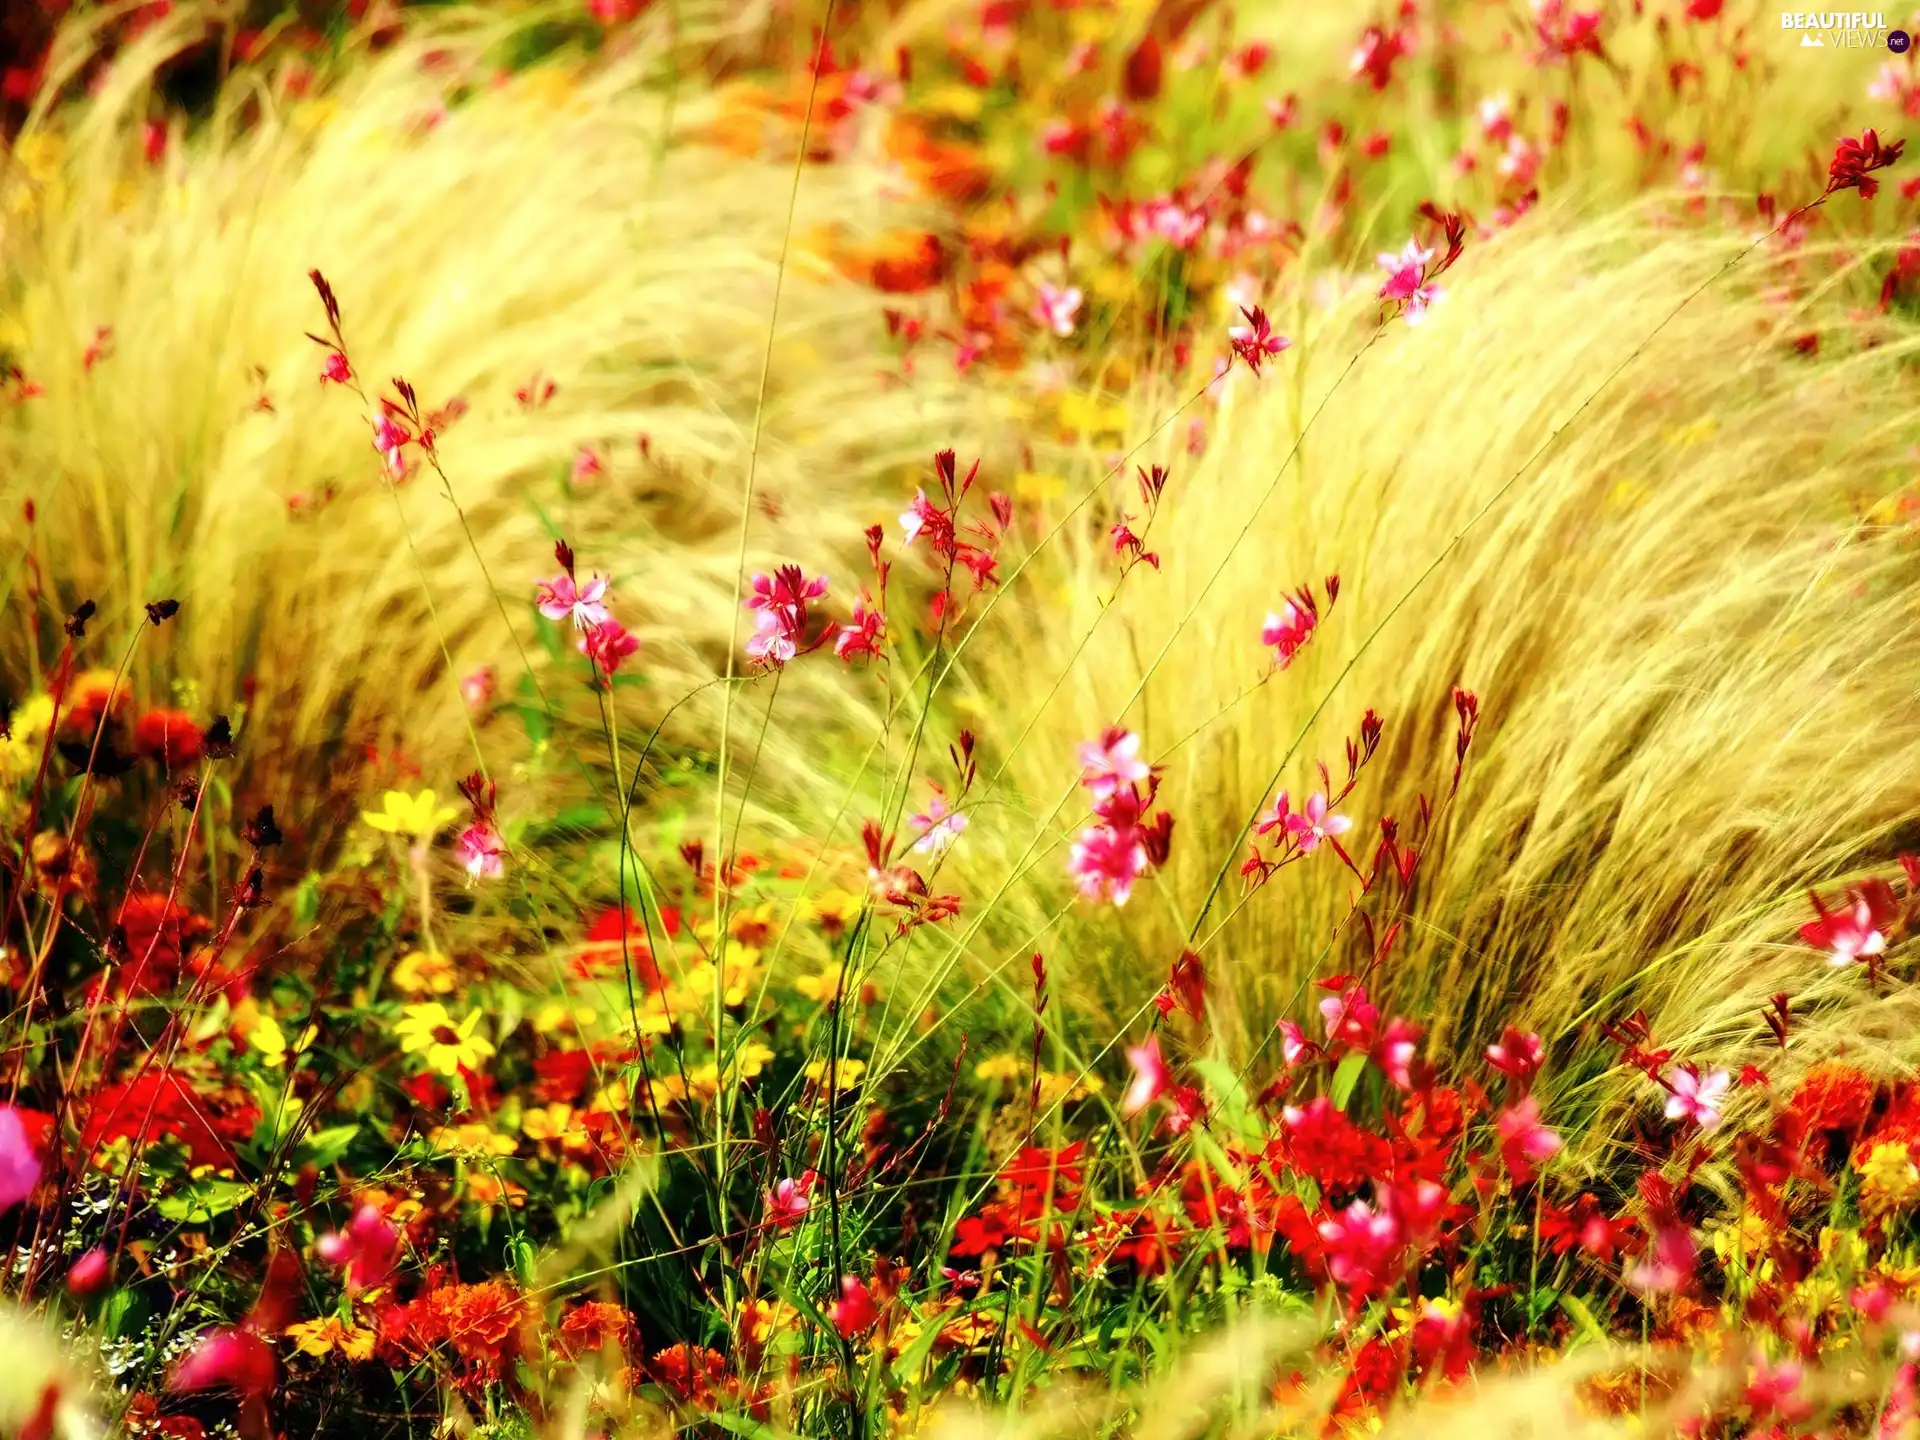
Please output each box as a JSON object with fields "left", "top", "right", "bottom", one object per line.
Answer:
{"left": 969, "top": 204, "right": 1920, "bottom": 1147}
{"left": 0, "top": 1, "right": 962, "bottom": 848}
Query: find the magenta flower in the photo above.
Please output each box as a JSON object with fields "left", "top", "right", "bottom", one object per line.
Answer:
{"left": 1278, "top": 1019, "right": 1313, "bottom": 1066}
{"left": 1802, "top": 897, "right": 1888, "bottom": 966}
{"left": 65, "top": 1247, "right": 110, "bottom": 1295}
{"left": 578, "top": 619, "right": 639, "bottom": 676}
{"left": 571, "top": 446, "right": 604, "bottom": 484}
{"left": 171, "top": 1327, "right": 277, "bottom": 1396}
{"left": 319, "top": 350, "right": 351, "bottom": 385}
{"left": 1261, "top": 600, "right": 1318, "bottom": 667}
{"left": 1228, "top": 305, "right": 1291, "bottom": 375}
{"left": 835, "top": 599, "right": 885, "bottom": 663}
{"left": 1035, "top": 283, "right": 1083, "bottom": 337}
{"left": 908, "top": 793, "right": 968, "bottom": 858}
{"left": 316, "top": 1202, "right": 401, "bottom": 1294}
{"left": 1376, "top": 239, "right": 1444, "bottom": 323}
{"left": 766, "top": 1171, "right": 818, "bottom": 1230}
{"left": 900, "top": 489, "right": 939, "bottom": 546}
{"left": 1121, "top": 1033, "right": 1170, "bottom": 1117}
{"left": 1375, "top": 1016, "right": 1421, "bottom": 1090}
{"left": 1496, "top": 1096, "right": 1563, "bottom": 1182}
{"left": 455, "top": 822, "right": 506, "bottom": 881}
{"left": 460, "top": 666, "right": 496, "bottom": 710}
{"left": 0, "top": 1106, "right": 40, "bottom": 1212}
{"left": 536, "top": 573, "right": 612, "bottom": 631}
{"left": 744, "top": 565, "right": 829, "bottom": 668}
{"left": 829, "top": 1275, "right": 878, "bottom": 1339}
{"left": 372, "top": 414, "right": 412, "bottom": 477}
{"left": 1069, "top": 823, "right": 1148, "bottom": 906}
{"left": 1317, "top": 1198, "right": 1403, "bottom": 1299}
{"left": 1319, "top": 983, "right": 1378, "bottom": 1051}
{"left": 1663, "top": 1064, "right": 1729, "bottom": 1131}
{"left": 1486, "top": 1027, "right": 1545, "bottom": 1086}
{"left": 1077, "top": 728, "right": 1149, "bottom": 801}
{"left": 1254, "top": 789, "right": 1293, "bottom": 838}
{"left": 1285, "top": 792, "right": 1351, "bottom": 853}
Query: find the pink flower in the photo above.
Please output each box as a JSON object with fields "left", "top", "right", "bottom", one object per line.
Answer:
{"left": 744, "top": 565, "right": 829, "bottom": 668}
{"left": 1317, "top": 1199, "right": 1403, "bottom": 1300}
{"left": 536, "top": 573, "right": 612, "bottom": 631}
{"left": 1254, "top": 790, "right": 1293, "bottom": 838}
{"left": 1319, "top": 984, "right": 1378, "bottom": 1052}
{"left": 1802, "top": 897, "right": 1887, "bottom": 966}
{"left": 1069, "top": 824, "right": 1149, "bottom": 906}
{"left": 1377, "top": 239, "right": 1443, "bottom": 323}
{"left": 570, "top": 446, "right": 605, "bottom": 484}
{"left": 1077, "top": 728, "right": 1149, "bottom": 801}
{"left": 578, "top": 619, "right": 640, "bottom": 676}
{"left": 908, "top": 793, "right": 968, "bottom": 858}
{"left": 1496, "top": 1096, "right": 1563, "bottom": 1182}
{"left": 1035, "top": 283, "right": 1083, "bottom": 337}
{"left": 372, "top": 414, "right": 412, "bottom": 477}
{"left": 1278, "top": 1019, "right": 1314, "bottom": 1066}
{"left": 766, "top": 1171, "right": 818, "bottom": 1230}
{"left": 65, "top": 1247, "right": 110, "bottom": 1296}
{"left": 835, "top": 600, "right": 885, "bottom": 663}
{"left": 1227, "top": 305, "right": 1291, "bottom": 375}
{"left": 1284, "top": 792, "right": 1351, "bottom": 854}
{"left": 1478, "top": 93, "right": 1513, "bottom": 142}
{"left": 1746, "top": 1358, "right": 1810, "bottom": 1423}
{"left": 455, "top": 822, "right": 507, "bottom": 880}
{"left": 461, "top": 666, "right": 496, "bottom": 710}
{"left": 1261, "top": 600, "right": 1318, "bottom": 667}
{"left": 1375, "top": 1017, "right": 1421, "bottom": 1090}
{"left": 1627, "top": 1220, "right": 1696, "bottom": 1294}
{"left": 316, "top": 1203, "right": 401, "bottom": 1294}
{"left": 900, "top": 488, "right": 939, "bottom": 545}
{"left": 1122, "top": 1034, "right": 1170, "bottom": 1117}
{"left": 829, "top": 1275, "right": 878, "bottom": 1338}
{"left": 171, "top": 1328, "right": 277, "bottom": 1396}
{"left": 1486, "top": 1027, "right": 1545, "bottom": 1087}
{"left": 319, "top": 350, "right": 351, "bottom": 385}
{"left": 0, "top": 1105, "right": 41, "bottom": 1212}
{"left": 1663, "top": 1064, "right": 1730, "bottom": 1131}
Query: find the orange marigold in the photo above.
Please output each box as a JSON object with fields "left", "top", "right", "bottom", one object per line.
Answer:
{"left": 1789, "top": 1061, "right": 1876, "bottom": 1134}
{"left": 557, "top": 1300, "right": 638, "bottom": 1360}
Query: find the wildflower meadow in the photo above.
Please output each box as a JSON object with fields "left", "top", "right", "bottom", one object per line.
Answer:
{"left": 5, "top": 1, "right": 1920, "bottom": 1438}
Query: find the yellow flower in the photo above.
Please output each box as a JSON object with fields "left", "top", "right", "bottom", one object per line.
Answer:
{"left": 392, "top": 949, "right": 457, "bottom": 996}
{"left": 361, "top": 789, "right": 459, "bottom": 840}
{"left": 395, "top": 1003, "right": 495, "bottom": 1077}
{"left": 466, "top": 1172, "right": 527, "bottom": 1208}
{"left": 794, "top": 964, "right": 844, "bottom": 1003}
{"left": 249, "top": 1013, "right": 288, "bottom": 1067}
{"left": 1056, "top": 392, "right": 1129, "bottom": 441}
{"left": 286, "top": 1317, "right": 377, "bottom": 1361}
{"left": 430, "top": 1123, "right": 517, "bottom": 1157}
{"left": 679, "top": 958, "right": 756, "bottom": 1008}
{"left": 0, "top": 694, "right": 53, "bottom": 780}
{"left": 805, "top": 1057, "right": 868, "bottom": 1092}
{"left": 1014, "top": 471, "right": 1066, "bottom": 504}
{"left": 531, "top": 1002, "right": 599, "bottom": 1035}
{"left": 12, "top": 133, "right": 64, "bottom": 185}
{"left": 521, "top": 1102, "right": 578, "bottom": 1144}
{"left": 732, "top": 1042, "right": 775, "bottom": 1083}
{"left": 973, "top": 1054, "right": 1022, "bottom": 1083}
{"left": 797, "top": 889, "right": 862, "bottom": 931}
{"left": 1860, "top": 1142, "right": 1920, "bottom": 1216}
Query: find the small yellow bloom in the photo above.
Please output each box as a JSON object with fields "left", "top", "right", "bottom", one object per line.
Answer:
{"left": 250, "top": 1013, "right": 289, "bottom": 1067}
{"left": 973, "top": 1054, "right": 1023, "bottom": 1083}
{"left": 392, "top": 949, "right": 457, "bottom": 996}
{"left": 732, "top": 1042, "right": 775, "bottom": 1082}
{"left": 1014, "top": 471, "right": 1067, "bottom": 504}
{"left": 430, "top": 1122, "right": 518, "bottom": 1158}
{"left": 1860, "top": 1142, "right": 1920, "bottom": 1216}
{"left": 286, "top": 1316, "right": 377, "bottom": 1361}
{"left": 395, "top": 1003, "right": 495, "bottom": 1078}
{"left": 794, "top": 964, "right": 844, "bottom": 1003}
{"left": 1056, "top": 392, "right": 1129, "bottom": 441}
{"left": 362, "top": 789, "right": 459, "bottom": 840}
{"left": 805, "top": 1057, "right": 867, "bottom": 1092}
{"left": 520, "top": 1102, "right": 578, "bottom": 1144}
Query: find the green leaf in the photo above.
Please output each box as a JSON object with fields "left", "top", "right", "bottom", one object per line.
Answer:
{"left": 1330, "top": 1051, "right": 1369, "bottom": 1112}
{"left": 156, "top": 1178, "right": 252, "bottom": 1223}
{"left": 296, "top": 1123, "right": 361, "bottom": 1170}
{"left": 1190, "top": 1058, "right": 1260, "bottom": 1141}
{"left": 512, "top": 1237, "right": 538, "bottom": 1288}
{"left": 292, "top": 872, "right": 323, "bottom": 929}
{"left": 1560, "top": 1292, "right": 1609, "bottom": 1346}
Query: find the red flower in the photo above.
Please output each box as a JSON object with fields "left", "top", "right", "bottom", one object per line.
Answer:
{"left": 1828, "top": 129, "right": 1906, "bottom": 200}
{"left": 1789, "top": 1061, "right": 1876, "bottom": 1134}
{"left": 828, "top": 1275, "right": 878, "bottom": 1339}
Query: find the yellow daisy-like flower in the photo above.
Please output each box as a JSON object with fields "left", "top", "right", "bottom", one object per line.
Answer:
{"left": 361, "top": 789, "right": 459, "bottom": 840}
{"left": 973, "top": 1054, "right": 1023, "bottom": 1083}
{"left": 0, "top": 694, "right": 53, "bottom": 781}
{"left": 1860, "top": 1141, "right": 1920, "bottom": 1216}
{"left": 430, "top": 1123, "right": 517, "bottom": 1158}
{"left": 732, "top": 1042, "right": 775, "bottom": 1083}
{"left": 679, "top": 959, "right": 756, "bottom": 1008}
{"left": 392, "top": 949, "right": 457, "bottom": 996}
{"left": 794, "top": 964, "right": 844, "bottom": 1003}
{"left": 804, "top": 1057, "right": 868, "bottom": 1092}
{"left": 395, "top": 1003, "right": 495, "bottom": 1078}
{"left": 286, "top": 1316, "right": 377, "bottom": 1361}
{"left": 249, "top": 1013, "right": 288, "bottom": 1067}
{"left": 521, "top": 1102, "right": 578, "bottom": 1145}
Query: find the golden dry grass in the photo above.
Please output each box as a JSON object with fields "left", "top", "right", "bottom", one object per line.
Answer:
{"left": 960, "top": 206, "right": 1920, "bottom": 1145}
{"left": 0, "top": 2, "right": 961, "bottom": 851}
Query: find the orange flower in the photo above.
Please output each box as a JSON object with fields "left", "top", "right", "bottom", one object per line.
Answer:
{"left": 134, "top": 708, "right": 204, "bottom": 767}
{"left": 883, "top": 115, "right": 993, "bottom": 206}
{"left": 1791, "top": 1060, "right": 1877, "bottom": 1134}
